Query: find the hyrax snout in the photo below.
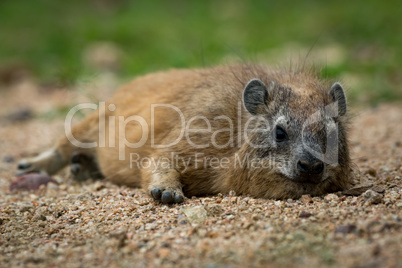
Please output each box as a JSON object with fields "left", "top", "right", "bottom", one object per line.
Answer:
{"left": 17, "top": 64, "right": 352, "bottom": 203}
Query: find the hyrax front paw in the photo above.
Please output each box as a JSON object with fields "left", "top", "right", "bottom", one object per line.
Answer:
{"left": 150, "top": 186, "right": 184, "bottom": 204}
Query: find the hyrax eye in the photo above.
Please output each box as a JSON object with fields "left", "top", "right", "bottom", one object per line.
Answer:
{"left": 275, "top": 126, "right": 288, "bottom": 142}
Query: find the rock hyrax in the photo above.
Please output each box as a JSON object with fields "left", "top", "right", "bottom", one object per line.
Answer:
{"left": 18, "top": 64, "right": 352, "bottom": 203}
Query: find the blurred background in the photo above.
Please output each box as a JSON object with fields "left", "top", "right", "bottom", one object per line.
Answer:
{"left": 0, "top": 0, "right": 401, "bottom": 115}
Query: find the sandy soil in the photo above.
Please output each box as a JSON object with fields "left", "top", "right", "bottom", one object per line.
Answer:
{"left": 0, "top": 79, "right": 401, "bottom": 268}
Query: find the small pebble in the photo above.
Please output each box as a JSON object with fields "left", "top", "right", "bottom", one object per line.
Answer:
{"left": 366, "top": 168, "right": 377, "bottom": 177}
{"left": 2, "top": 155, "right": 14, "bottom": 163}
{"left": 363, "top": 190, "right": 383, "bottom": 205}
{"left": 10, "top": 173, "right": 58, "bottom": 191}
{"left": 324, "top": 194, "right": 339, "bottom": 202}
{"left": 334, "top": 224, "right": 357, "bottom": 234}
{"left": 343, "top": 185, "right": 373, "bottom": 196}
{"left": 158, "top": 248, "right": 171, "bottom": 258}
{"left": 299, "top": 211, "right": 313, "bottom": 218}
{"left": 301, "top": 195, "right": 312, "bottom": 204}
{"left": 370, "top": 185, "right": 385, "bottom": 194}
{"left": 181, "top": 206, "right": 207, "bottom": 224}
{"left": 6, "top": 108, "right": 33, "bottom": 122}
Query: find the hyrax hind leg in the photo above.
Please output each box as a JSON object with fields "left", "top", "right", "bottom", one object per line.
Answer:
{"left": 17, "top": 112, "right": 102, "bottom": 180}
{"left": 17, "top": 147, "right": 67, "bottom": 176}
{"left": 142, "top": 167, "right": 184, "bottom": 204}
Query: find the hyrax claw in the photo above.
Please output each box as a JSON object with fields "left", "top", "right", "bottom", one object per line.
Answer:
{"left": 161, "top": 191, "right": 173, "bottom": 203}
{"left": 149, "top": 186, "right": 185, "bottom": 204}
{"left": 150, "top": 188, "right": 162, "bottom": 200}
{"left": 173, "top": 194, "right": 184, "bottom": 203}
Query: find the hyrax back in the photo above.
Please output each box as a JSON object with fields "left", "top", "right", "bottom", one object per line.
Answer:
{"left": 18, "top": 64, "right": 352, "bottom": 203}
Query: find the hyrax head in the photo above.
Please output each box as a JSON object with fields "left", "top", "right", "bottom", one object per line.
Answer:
{"left": 242, "top": 77, "right": 350, "bottom": 196}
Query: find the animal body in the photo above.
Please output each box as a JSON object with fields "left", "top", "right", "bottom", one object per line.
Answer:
{"left": 18, "top": 64, "right": 352, "bottom": 203}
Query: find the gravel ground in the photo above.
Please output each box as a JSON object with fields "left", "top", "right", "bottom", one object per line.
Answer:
{"left": 0, "top": 80, "right": 401, "bottom": 268}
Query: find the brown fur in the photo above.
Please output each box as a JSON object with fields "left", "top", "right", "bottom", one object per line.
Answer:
{"left": 18, "top": 64, "right": 352, "bottom": 201}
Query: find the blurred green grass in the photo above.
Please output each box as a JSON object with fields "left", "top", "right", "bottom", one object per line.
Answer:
{"left": 0, "top": 0, "right": 401, "bottom": 104}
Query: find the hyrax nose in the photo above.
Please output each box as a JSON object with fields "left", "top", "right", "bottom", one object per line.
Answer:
{"left": 297, "top": 159, "right": 324, "bottom": 175}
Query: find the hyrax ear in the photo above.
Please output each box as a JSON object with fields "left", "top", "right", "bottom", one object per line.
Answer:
{"left": 243, "top": 79, "right": 269, "bottom": 115}
{"left": 330, "top": 82, "right": 347, "bottom": 116}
